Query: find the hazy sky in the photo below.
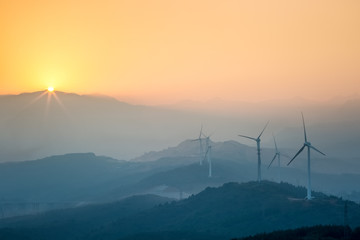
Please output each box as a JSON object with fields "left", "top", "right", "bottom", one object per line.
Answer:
{"left": 1, "top": 0, "right": 359, "bottom": 104}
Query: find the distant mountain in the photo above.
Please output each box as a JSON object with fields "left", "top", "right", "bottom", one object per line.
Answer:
{"left": 129, "top": 139, "right": 360, "bottom": 202}
{"left": 132, "top": 156, "right": 360, "bottom": 202}
{"left": 0, "top": 91, "right": 206, "bottom": 161}
{"left": 131, "top": 139, "right": 253, "bottom": 162}
{"left": 0, "top": 152, "right": 198, "bottom": 217}
{"left": 1, "top": 91, "right": 360, "bottom": 166}
{"left": 1, "top": 181, "right": 359, "bottom": 240}
{"left": 0, "top": 142, "right": 257, "bottom": 215}
{"left": 1, "top": 144, "right": 360, "bottom": 219}
{"left": 0, "top": 153, "right": 125, "bottom": 199}
{"left": 128, "top": 158, "right": 252, "bottom": 197}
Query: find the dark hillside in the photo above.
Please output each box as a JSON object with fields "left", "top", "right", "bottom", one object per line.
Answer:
{"left": 93, "top": 181, "right": 360, "bottom": 239}
{"left": 0, "top": 194, "right": 171, "bottom": 240}
{"left": 1, "top": 181, "right": 359, "bottom": 240}
{"left": 234, "top": 225, "right": 360, "bottom": 240}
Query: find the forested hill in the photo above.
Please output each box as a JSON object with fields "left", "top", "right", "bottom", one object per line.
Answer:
{"left": 1, "top": 181, "right": 360, "bottom": 240}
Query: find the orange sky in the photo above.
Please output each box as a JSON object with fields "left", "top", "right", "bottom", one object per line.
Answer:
{"left": 1, "top": 0, "right": 359, "bottom": 104}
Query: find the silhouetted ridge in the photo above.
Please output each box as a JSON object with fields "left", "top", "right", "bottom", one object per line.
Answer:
{"left": 234, "top": 225, "right": 360, "bottom": 240}
{"left": 0, "top": 194, "right": 172, "bottom": 240}
{"left": 92, "top": 181, "right": 360, "bottom": 239}
{"left": 1, "top": 181, "right": 360, "bottom": 240}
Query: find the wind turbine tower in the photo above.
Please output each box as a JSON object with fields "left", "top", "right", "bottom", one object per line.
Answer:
{"left": 191, "top": 125, "right": 204, "bottom": 165}
{"left": 268, "top": 135, "right": 289, "bottom": 183}
{"left": 287, "top": 113, "right": 326, "bottom": 200}
{"left": 203, "top": 134, "right": 212, "bottom": 178}
{"left": 238, "top": 121, "right": 269, "bottom": 182}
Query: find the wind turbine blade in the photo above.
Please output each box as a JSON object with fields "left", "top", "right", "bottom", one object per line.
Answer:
{"left": 287, "top": 145, "right": 306, "bottom": 166}
{"left": 258, "top": 121, "right": 269, "bottom": 139}
{"left": 203, "top": 147, "right": 210, "bottom": 162}
{"left": 272, "top": 134, "right": 278, "bottom": 151}
{"left": 268, "top": 154, "right": 278, "bottom": 169}
{"left": 199, "top": 124, "right": 203, "bottom": 139}
{"left": 309, "top": 145, "right": 326, "bottom": 156}
{"left": 238, "top": 135, "right": 257, "bottom": 141}
{"left": 191, "top": 138, "right": 200, "bottom": 142}
{"left": 301, "top": 112, "right": 307, "bottom": 142}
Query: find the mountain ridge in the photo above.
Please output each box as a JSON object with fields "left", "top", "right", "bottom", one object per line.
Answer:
{"left": 1, "top": 90, "right": 360, "bottom": 163}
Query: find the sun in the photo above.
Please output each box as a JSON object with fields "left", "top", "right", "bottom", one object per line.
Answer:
{"left": 47, "top": 86, "right": 54, "bottom": 92}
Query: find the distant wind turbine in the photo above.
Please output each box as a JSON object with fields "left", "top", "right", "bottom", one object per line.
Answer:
{"left": 238, "top": 121, "right": 269, "bottom": 182}
{"left": 268, "top": 135, "right": 289, "bottom": 183}
{"left": 191, "top": 125, "right": 204, "bottom": 165}
{"left": 203, "top": 133, "right": 212, "bottom": 178}
{"left": 287, "top": 113, "right": 326, "bottom": 200}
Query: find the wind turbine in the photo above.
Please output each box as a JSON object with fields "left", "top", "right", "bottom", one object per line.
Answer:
{"left": 268, "top": 135, "right": 289, "bottom": 183}
{"left": 287, "top": 113, "right": 326, "bottom": 200}
{"left": 191, "top": 125, "right": 204, "bottom": 165}
{"left": 203, "top": 133, "right": 212, "bottom": 178}
{"left": 238, "top": 121, "right": 269, "bottom": 182}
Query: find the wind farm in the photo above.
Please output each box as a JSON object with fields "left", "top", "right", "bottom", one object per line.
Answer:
{"left": 0, "top": 90, "right": 359, "bottom": 240}
{"left": 1, "top": 0, "right": 359, "bottom": 239}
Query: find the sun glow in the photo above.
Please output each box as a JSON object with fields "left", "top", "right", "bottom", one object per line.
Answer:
{"left": 47, "top": 87, "right": 54, "bottom": 92}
